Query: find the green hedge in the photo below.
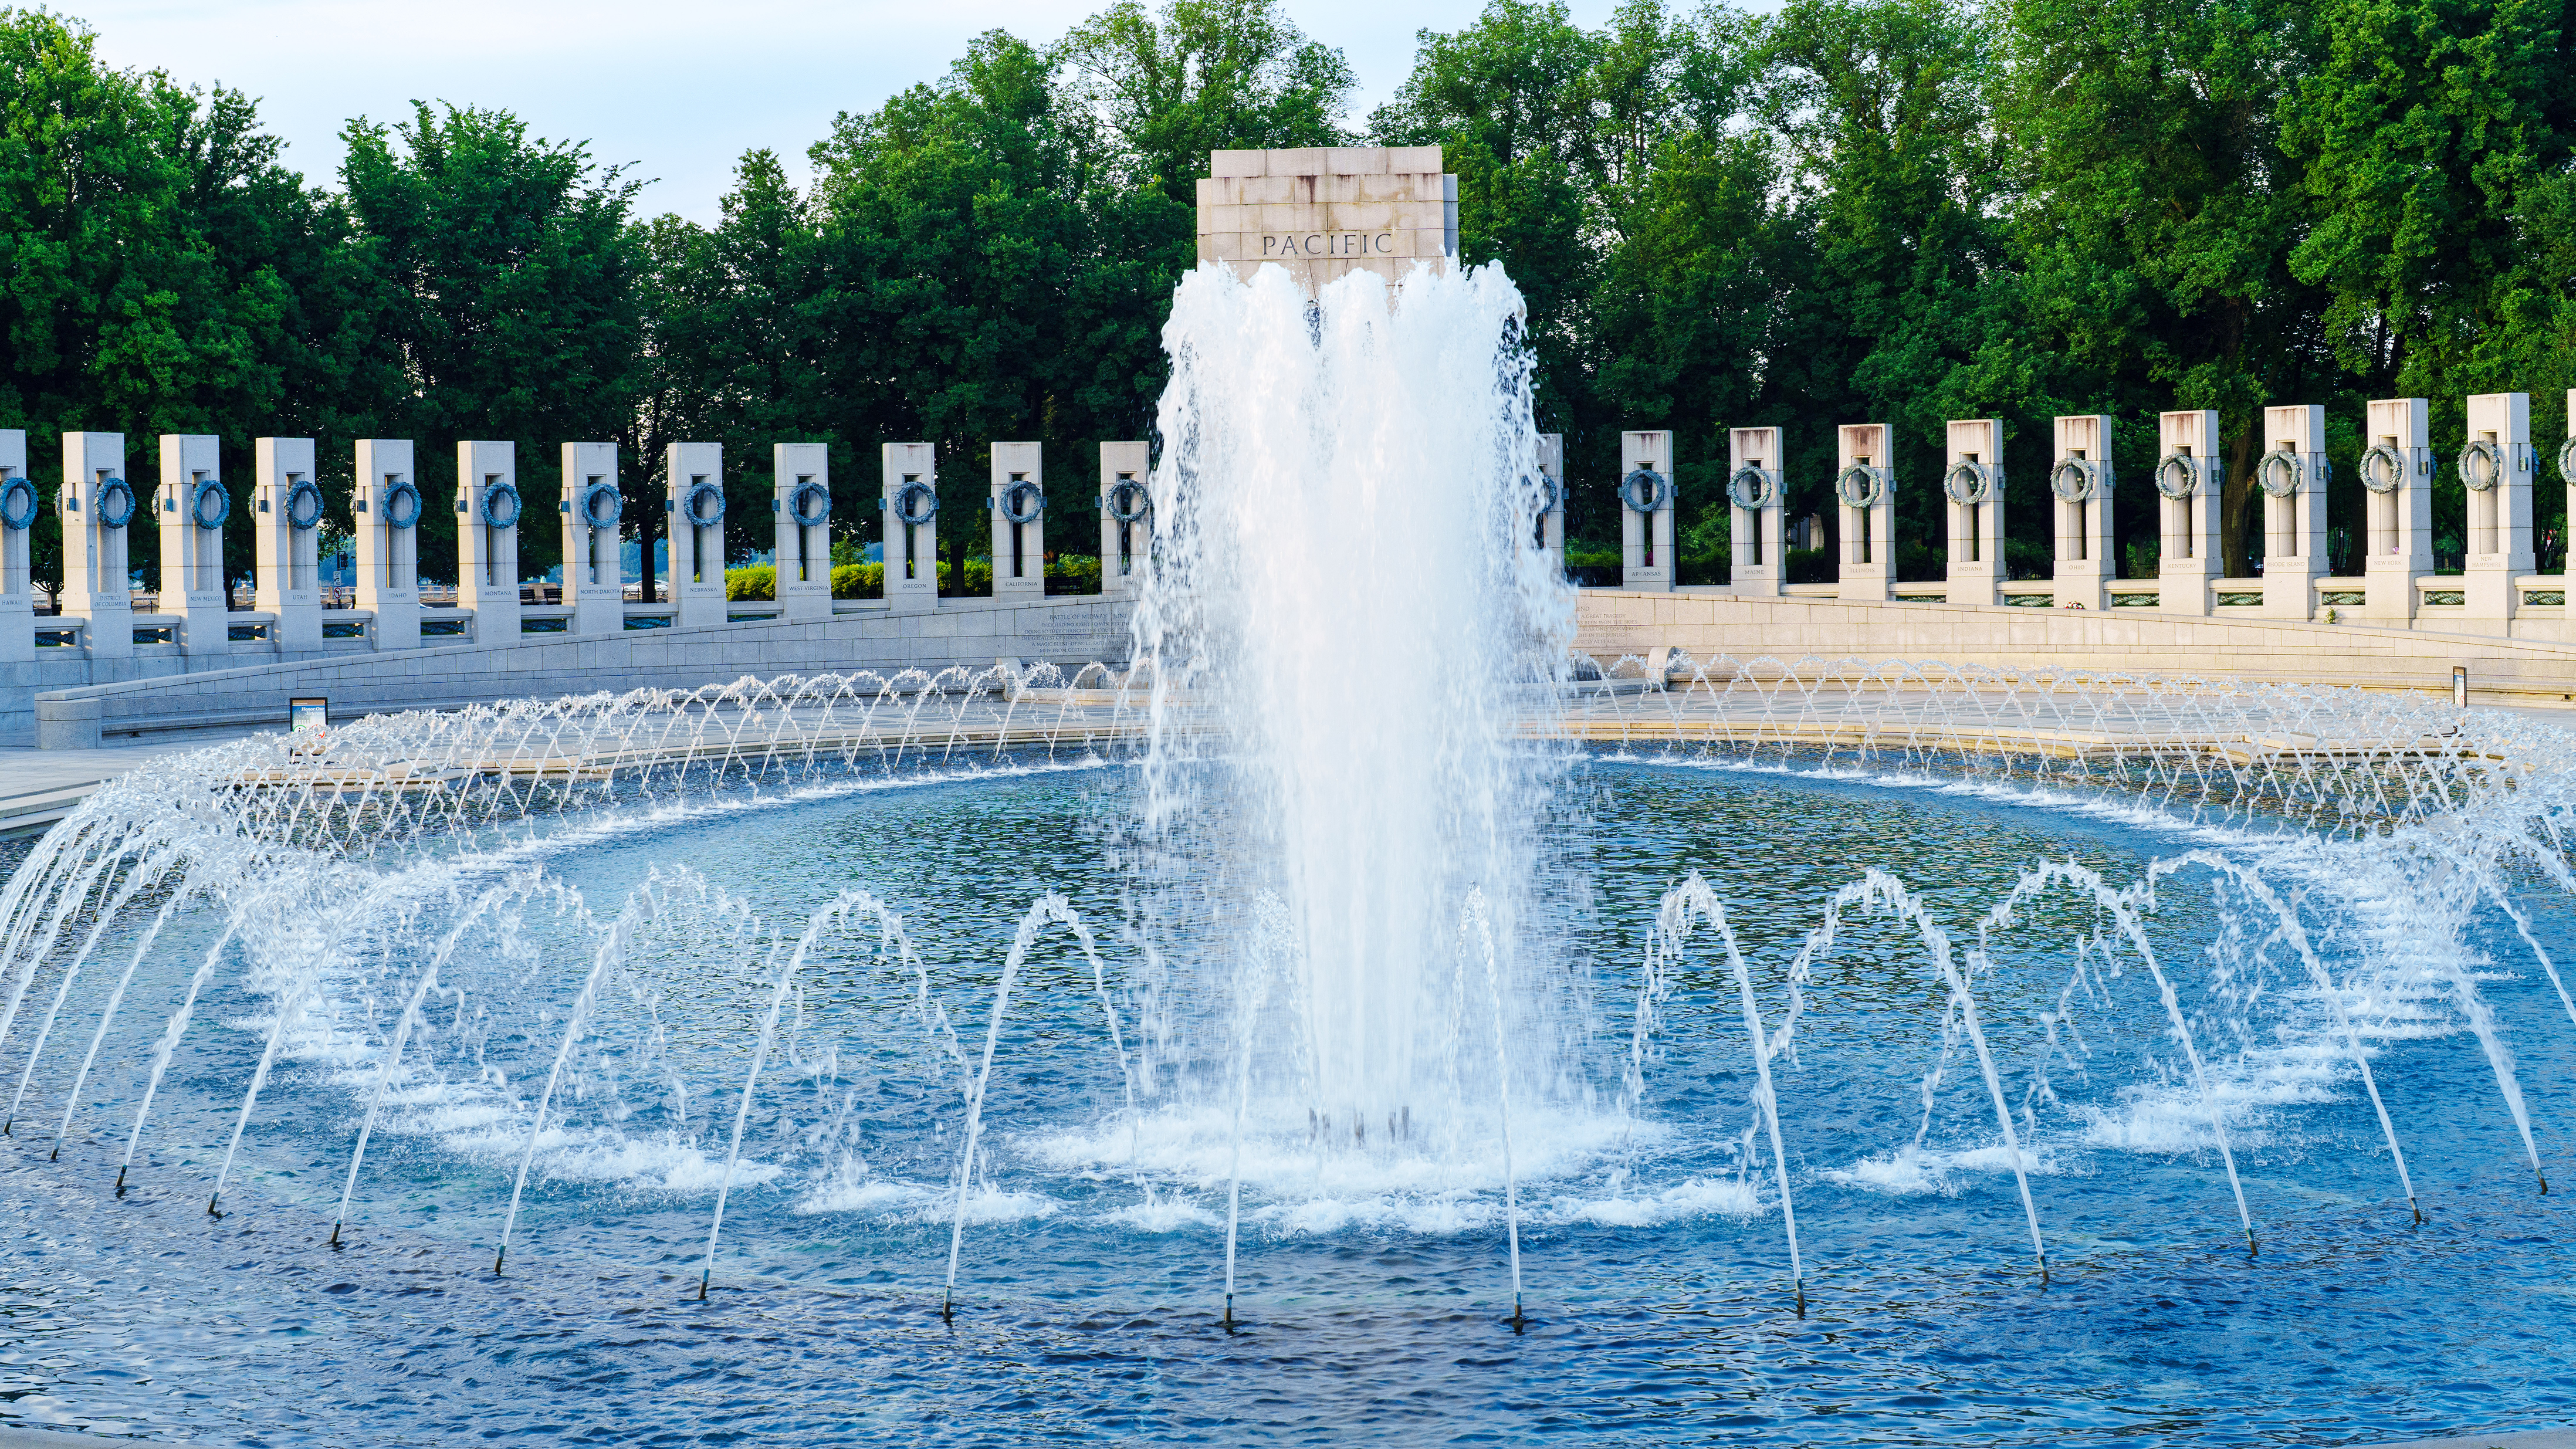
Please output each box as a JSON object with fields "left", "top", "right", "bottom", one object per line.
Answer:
{"left": 725, "top": 556, "right": 1101, "bottom": 601}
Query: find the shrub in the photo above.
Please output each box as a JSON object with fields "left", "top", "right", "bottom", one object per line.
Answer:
{"left": 1785, "top": 547, "right": 1833, "bottom": 584}
{"left": 1047, "top": 554, "right": 1102, "bottom": 594}
{"left": 725, "top": 566, "right": 775, "bottom": 601}
{"left": 831, "top": 562, "right": 884, "bottom": 597}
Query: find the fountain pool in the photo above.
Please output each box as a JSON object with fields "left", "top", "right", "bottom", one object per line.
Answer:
{"left": 0, "top": 749, "right": 2572, "bottom": 1445}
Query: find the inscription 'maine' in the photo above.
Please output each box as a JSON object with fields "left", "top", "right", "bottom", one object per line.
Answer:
{"left": 1260, "top": 232, "right": 1396, "bottom": 257}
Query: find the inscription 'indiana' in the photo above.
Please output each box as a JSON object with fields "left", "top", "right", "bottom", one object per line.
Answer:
{"left": 1261, "top": 232, "right": 1397, "bottom": 258}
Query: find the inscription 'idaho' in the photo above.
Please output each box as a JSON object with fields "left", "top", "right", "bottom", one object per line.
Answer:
{"left": 1261, "top": 232, "right": 1397, "bottom": 258}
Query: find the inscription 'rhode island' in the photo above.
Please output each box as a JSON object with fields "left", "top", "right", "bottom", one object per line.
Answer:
{"left": 1261, "top": 232, "right": 1397, "bottom": 258}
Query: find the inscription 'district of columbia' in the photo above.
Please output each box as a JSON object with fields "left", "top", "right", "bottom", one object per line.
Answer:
{"left": 1260, "top": 232, "right": 1399, "bottom": 259}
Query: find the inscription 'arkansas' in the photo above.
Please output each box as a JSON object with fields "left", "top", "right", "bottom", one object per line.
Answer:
{"left": 1260, "top": 232, "right": 1397, "bottom": 258}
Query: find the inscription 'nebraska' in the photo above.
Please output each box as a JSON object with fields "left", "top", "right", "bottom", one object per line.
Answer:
{"left": 1260, "top": 232, "right": 1397, "bottom": 258}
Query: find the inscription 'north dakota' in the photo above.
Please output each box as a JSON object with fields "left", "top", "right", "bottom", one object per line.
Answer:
{"left": 1260, "top": 232, "right": 1399, "bottom": 258}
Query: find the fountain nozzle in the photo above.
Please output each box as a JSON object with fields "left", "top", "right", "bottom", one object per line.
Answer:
{"left": 1223, "top": 1294, "right": 1234, "bottom": 1329}
{"left": 112, "top": 1166, "right": 126, "bottom": 1197}
{"left": 698, "top": 1270, "right": 709, "bottom": 1302}
{"left": 492, "top": 1246, "right": 506, "bottom": 1276}
{"left": 205, "top": 1192, "right": 222, "bottom": 1219}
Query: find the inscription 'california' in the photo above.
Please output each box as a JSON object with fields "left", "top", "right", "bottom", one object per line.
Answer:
{"left": 1261, "top": 232, "right": 1397, "bottom": 258}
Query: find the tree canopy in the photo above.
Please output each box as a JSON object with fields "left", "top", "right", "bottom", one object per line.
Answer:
{"left": 5, "top": 0, "right": 2572, "bottom": 591}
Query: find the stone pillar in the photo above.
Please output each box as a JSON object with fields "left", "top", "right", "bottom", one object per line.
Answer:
{"left": 1619, "top": 429, "right": 1674, "bottom": 591}
{"left": 561, "top": 441, "right": 623, "bottom": 635}
{"left": 2154, "top": 410, "right": 2222, "bottom": 616}
{"left": 2564, "top": 391, "right": 2576, "bottom": 594}
{"left": 2565, "top": 390, "right": 2576, "bottom": 584}
{"left": 353, "top": 439, "right": 421, "bottom": 651}
{"left": 0, "top": 432, "right": 31, "bottom": 665}
{"left": 1098, "top": 442, "right": 1150, "bottom": 599}
{"left": 772, "top": 443, "right": 831, "bottom": 621}
{"left": 1834, "top": 423, "right": 1893, "bottom": 603}
{"left": 990, "top": 441, "right": 1045, "bottom": 601}
{"left": 457, "top": 441, "right": 520, "bottom": 642}
{"left": 2459, "top": 391, "right": 2534, "bottom": 635}
{"left": 1725, "top": 427, "right": 1785, "bottom": 596}
{"left": 154, "top": 433, "right": 229, "bottom": 658}
{"left": 255, "top": 438, "right": 322, "bottom": 651}
{"left": 60, "top": 432, "right": 131, "bottom": 660}
{"left": 1942, "top": 418, "right": 2006, "bottom": 606}
{"left": 1535, "top": 434, "right": 1566, "bottom": 575}
{"left": 2047, "top": 414, "right": 2117, "bottom": 611}
{"left": 2357, "top": 400, "right": 2433, "bottom": 627}
{"left": 665, "top": 442, "right": 726, "bottom": 628}
{"left": 881, "top": 442, "right": 938, "bottom": 614}
{"left": 2252, "top": 405, "right": 2327, "bottom": 620}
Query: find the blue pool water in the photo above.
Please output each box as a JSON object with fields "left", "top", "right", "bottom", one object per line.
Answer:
{"left": 3, "top": 757, "right": 2572, "bottom": 1445}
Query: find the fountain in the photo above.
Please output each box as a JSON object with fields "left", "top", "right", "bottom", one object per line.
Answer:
{"left": 1, "top": 258, "right": 2574, "bottom": 1444}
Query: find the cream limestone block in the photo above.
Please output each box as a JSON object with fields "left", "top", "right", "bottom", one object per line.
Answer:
{"left": 1727, "top": 426, "right": 1785, "bottom": 597}
{"left": 2359, "top": 399, "right": 2432, "bottom": 627}
{"left": 60, "top": 431, "right": 131, "bottom": 658}
{"left": 774, "top": 443, "right": 832, "bottom": 620}
{"left": 1387, "top": 145, "right": 1441, "bottom": 174}
{"left": 882, "top": 442, "right": 939, "bottom": 615}
{"left": 1621, "top": 429, "right": 1677, "bottom": 592}
{"left": 2049, "top": 415, "right": 2117, "bottom": 611}
{"left": 2461, "top": 391, "right": 2534, "bottom": 635}
{"left": 1099, "top": 441, "right": 1151, "bottom": 600}
{"left": 991, "top": 441, "right": 1045, "bottom": 600}
{"left": 1944, "top": 419, "right": 2006, "bottom": 606}
{"left": 666, "top": 442, "right": 726, "bottom": 628}
{"left": 2255, "top": 405, "right": 2327, "bottom": 619}
{"left": 2155, "top": 409, "right": 2223, "bottom": 615}
{"left": 457, "top": 441, "right": 519, "bottom": 642}
{"left": 558, "top": 441, "right": 622, "bottom": 637}
{"left": 256, "top": 438, "right": 322, "bottom": 651}
{"left": 1210, "top": 150, "right": 1268, "bottom": 177}
{"left": 155, "top": 433, "right": 228, "bottom": 657}
{"left": 1203, "top": 147, "right": 1456, "bottom": 292}
{"left": 1325, "top": 201, "right": 1396, "bottom": 232}
{"left": 354, "top": 439, "right": 421, "bottom": 650}
{"left": 0, "top": 431, "right": 27, "bottom": 663}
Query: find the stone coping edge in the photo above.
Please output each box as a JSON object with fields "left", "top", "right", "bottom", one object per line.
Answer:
{"left": 31, "top": 594, "right": 1128, "bottom": 703}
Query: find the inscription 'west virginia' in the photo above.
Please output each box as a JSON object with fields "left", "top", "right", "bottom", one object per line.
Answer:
{"left": 1260, "top": 232, "right": 1398, "bottom": 258}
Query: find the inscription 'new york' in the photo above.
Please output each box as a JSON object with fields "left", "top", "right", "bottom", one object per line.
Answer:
{"left": 1260, "top": 232, "right": 1398, "bottom": 258}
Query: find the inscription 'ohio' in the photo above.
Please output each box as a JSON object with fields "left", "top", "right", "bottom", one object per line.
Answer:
{"left": 1260, "top": 231, "right": 1398, "bottom": 258}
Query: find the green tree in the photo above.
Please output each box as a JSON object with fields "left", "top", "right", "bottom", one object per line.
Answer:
{"left": 1059, "top": 0, "right": 1356, "bottom": 204}
{"left": 339, "top": 101, "right": 645, "bottom": 586}
{"left": 1999, "top": 0, "right": 2328, "bottom": 574}
{"left": 1758, "top": 0, "right": 2009, "bottom": 565}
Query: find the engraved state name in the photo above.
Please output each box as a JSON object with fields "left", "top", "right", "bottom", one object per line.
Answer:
{"left": 1258, "top": 232, "right": 1400, "bottom": 258}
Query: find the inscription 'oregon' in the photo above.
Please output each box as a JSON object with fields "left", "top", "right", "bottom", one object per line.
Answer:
{"left": 1260, "top": 232, "right": 1397, "bottom": 259}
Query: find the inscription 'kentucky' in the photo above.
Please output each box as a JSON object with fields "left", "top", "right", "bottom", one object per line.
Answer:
{"left": 1260, "top": 232, "right": 1397, "bottom": 258}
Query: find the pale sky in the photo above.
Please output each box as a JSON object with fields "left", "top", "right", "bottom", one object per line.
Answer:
{"left": 74, "top": 0, "right": 1626, "bottom": 224}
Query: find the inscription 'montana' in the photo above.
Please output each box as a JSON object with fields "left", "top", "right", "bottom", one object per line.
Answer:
{"left": 1260, "top": 232, "right": 1397, "bottom": 258}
